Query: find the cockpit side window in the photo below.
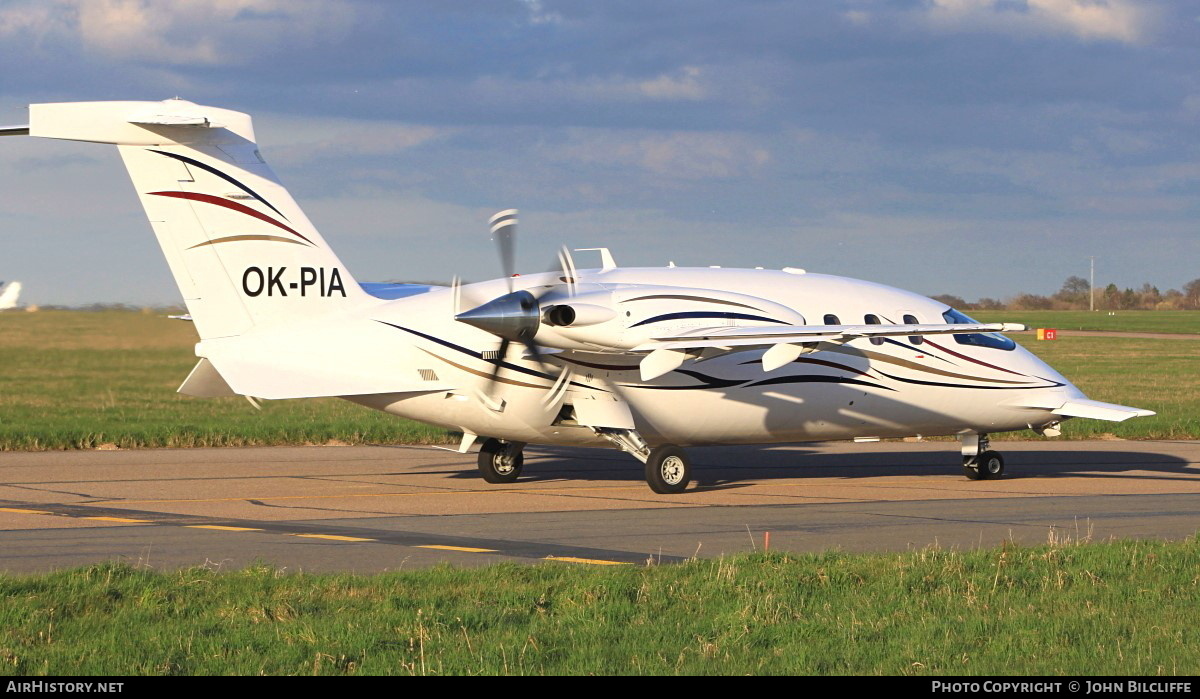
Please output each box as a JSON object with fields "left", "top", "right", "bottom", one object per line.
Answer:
{"left": 942, "top": 308, "right": 1016, "bottom": 351}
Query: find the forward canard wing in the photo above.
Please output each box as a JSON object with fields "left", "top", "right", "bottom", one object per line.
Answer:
{"left": 632, "top": 322, "right": 1028, "bottom": 379}
{"left": 1015, "top": 397, "right": 1156, "bottom": 423}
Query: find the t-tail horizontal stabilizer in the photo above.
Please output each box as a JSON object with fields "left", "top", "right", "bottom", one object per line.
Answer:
{"left": 8, "top": 99, "right": 370, "bottom": 341}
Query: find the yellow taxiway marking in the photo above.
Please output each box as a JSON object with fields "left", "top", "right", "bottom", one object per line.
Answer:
{"left": 544, "top": 556, "right": 629, "bottom": 566}
{"left": 185, "top": 525, "right": 264, "bottom": 532}
{"left": 83, "top": 516, "right": 152, "bottom": 523}
{"left": 0, "top": 507, "right": 54, "bottom": 515}
{"left": 292, "top": 533, "right": 375, "bottom": 542}
{"left": 416, "top": 544, "right": 498, "bottom": 553}
{"left": 87, "top": 477, "right": 993, "bottom": 508}
{"left": 89, "top": 483, "right": 657, "bottom": 506}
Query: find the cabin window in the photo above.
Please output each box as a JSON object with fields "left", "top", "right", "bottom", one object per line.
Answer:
{"left": 823, "top": 314, "right": 840, "bottom": 325}
{"left": 864, "top": 314, "right": 884, "bottom": 345}
{"left": 903, "top": 314, "right": 923, "bottom": 345}
{"left": 942, "top": 308, "right": 1016, "bottom": 351}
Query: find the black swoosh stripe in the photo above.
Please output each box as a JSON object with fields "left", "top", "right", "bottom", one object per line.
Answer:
{"left": 740, "top": 356, "right": 873, "bottom": 378}
{"left": 620, "top": 369, "right": 748, "bottom": 390}
{"left": 149, "top": 149, "right": 288, "bottom": 221}
{"left": 622, "top": 294, "right": 765, "bottom": 311}
{"left": 877, "top": 336, "right": 954, "bottom": 364}
{"left": 873, "top": 369, "right": 1062, "bottom": 390}
{"left": 629, "top": 311, "right": 788, "bottom": 328}
{"left": 376, "top": 321, "right": 604, "bottom": 392}
{"left": 745, "top": 374, "right": 894, "bottom": 391}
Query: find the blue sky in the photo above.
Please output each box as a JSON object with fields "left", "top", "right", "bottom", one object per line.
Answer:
{"left": 1, "top": 0, "right": 1197, "bottom": 305}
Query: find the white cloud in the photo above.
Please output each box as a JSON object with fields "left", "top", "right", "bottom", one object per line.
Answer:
{"left": 0, "top": 1, "right": 75, "bottom": 42}
{"left": 0, "top": 0, "right": 357, "bottom": 65}
{"left": 255, "top": 113, "right": 453, "bottom": 167}
{"left": 633, "top": 66, "right": 708, "bottom": 101}
{"left": 545, "top": 129, "right": 771, "bottom": 180}
{"left": 475, "top": 66, "right": 712, "bottom": 105}
{"left": 922, "top": 0, "right": 1153, "bottom": 44}
{"left": 521, "top": 0, "right": 564, "bottom": 26}
{"left": 843, "top": 10, "right": 871, "bottom": 26}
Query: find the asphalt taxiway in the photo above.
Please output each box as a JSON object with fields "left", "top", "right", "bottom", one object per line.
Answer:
{"left": 0, "top": 440, "right": 1197, "bottom": 573}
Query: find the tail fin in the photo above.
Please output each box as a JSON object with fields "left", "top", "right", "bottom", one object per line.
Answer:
{"left": 26, "top": 99, "right": 368, "bottom": 339}
{"left": 0, "top": 281, "right": 20, "bottom": 310}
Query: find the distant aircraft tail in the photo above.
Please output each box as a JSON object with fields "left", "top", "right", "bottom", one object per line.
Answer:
{"left": 0, "top": 280, "right": 20, "bottom": 310}
{"left": 22, "top": 100, "right": 370, "bottom": 340}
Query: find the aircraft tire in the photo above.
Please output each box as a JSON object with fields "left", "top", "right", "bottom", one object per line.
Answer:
{"left": 963, "top": 450, "right": 1004, "bottom": 480}
{"left": 478, "top": 438, "right": 524, "bottom": 484}
{"left": 645, "top": 445, "right": 691, "bottom": 494}
{"left": 977, "top": 450, "right": 1004, "bottom": 479}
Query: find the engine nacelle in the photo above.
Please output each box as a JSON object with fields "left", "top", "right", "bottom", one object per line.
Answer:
{"left": 534, "top": 285, "right": 807, "bottom": 353}
{"left": 541, "top": 303, "right": 617, "bottom": 327}
{"left": 457, "top": 283, "right": 807, "bottom": 354}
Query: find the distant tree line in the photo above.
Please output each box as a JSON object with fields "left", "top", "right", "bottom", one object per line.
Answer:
{"left": 932, "top": 276, "right": 1200, "bottom": 311}
{"left": 30, "top": 303, "right": 187, "bottom": 314}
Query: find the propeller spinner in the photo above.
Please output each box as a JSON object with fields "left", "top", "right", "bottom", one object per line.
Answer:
{"left": 456, "top": 209, "right": 568, "bottom": 393}
{"left": 454, "top": 289, "right": 541, "bottom": 342}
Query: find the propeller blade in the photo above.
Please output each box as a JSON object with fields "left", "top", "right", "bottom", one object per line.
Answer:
{"left": 489, "top": 209, "right": 518, "bottom": 293}
{"left": 485, "top": 337, "right": 512, "bottom": 390}
{"left": 469, "top": 210, "right": 575, "bottom": 400}
{"left": 557, "top": 245, "right": 578, "bottom": 297}
{"left": 518, "top": 336, "right": 547, "bottom": 370}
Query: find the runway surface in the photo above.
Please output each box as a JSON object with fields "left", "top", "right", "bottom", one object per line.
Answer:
{"left": 0, "top": 440, "right": 1198, "bottom": 573}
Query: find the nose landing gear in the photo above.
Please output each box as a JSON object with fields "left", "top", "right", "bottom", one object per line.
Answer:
{"left": 961, "top": 433, "right": 1005, "bottom": 480}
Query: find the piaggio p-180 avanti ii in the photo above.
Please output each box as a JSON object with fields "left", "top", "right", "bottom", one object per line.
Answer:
{"left": 1, "top": 100, "right": 1153, "bottom": 493}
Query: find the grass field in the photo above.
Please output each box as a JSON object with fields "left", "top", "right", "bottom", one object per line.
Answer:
{"left": 0, "top": 311, "right": 454, "bottom": 450}
{"left": 1011, "top": 335, "right": 1200, "bottom": 440}
{"left": 0, "top": 538, "right": 1196, "bottom": 675}
{"left": 0, "top": 310, "right": 1196, "bottom": 450}
{"left": 971, "top": 310, "right": 1200, "bottom": 335}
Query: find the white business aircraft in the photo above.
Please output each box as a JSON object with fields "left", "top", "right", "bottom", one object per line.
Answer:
{"left": 1, "top": 100, "right": 1154, "bottom": 492}
{"left": 0, "top": 280, "right": 20, "bottom": 311}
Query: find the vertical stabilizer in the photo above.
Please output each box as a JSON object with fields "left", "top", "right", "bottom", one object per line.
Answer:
{"left": 25, "top": 99, "right": 369, "bottom": 339}
{"left": 0, "top": 281, "right": 20, "bottom": 310}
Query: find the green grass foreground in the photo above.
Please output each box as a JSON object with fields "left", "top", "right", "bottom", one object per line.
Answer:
{"left": 0, "top": 538, "right": 1197, "bottom": 675}
{"left": 0, "top": 310, "right": 1196, "bottom": 449}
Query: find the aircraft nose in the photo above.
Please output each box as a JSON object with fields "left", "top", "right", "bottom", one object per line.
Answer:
{"left": 1016, "top": 344, "right": 1078, "bottom": 392}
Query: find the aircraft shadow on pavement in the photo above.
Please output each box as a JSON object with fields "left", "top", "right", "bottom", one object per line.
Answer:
{"left": 443, "top": 444, "right": 1193, "bottom": 487}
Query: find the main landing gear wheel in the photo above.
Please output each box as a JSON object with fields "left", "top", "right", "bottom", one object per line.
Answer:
{"left": 478, "top": 438, "right": 524, "bottom": 483}
{"left": 645, "top": 445, "right": 691, "bottom": 494}
{"left": 963, "top": 450, "right": 1005, "bottom": 480}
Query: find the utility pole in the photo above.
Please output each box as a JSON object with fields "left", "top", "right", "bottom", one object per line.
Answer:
{"left": 1089, "top": 256, "right": 1095, "bottom": 312}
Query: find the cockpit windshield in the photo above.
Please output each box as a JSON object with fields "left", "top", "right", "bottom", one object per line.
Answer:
{"left": 942, "top": 308, "right": 1016, "bottom": 351}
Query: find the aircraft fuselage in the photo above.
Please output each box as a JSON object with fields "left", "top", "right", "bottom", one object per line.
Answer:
{"left": 350, "top": 266, "right": 1080, "bottom": 448}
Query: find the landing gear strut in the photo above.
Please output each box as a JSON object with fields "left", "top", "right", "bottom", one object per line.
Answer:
{"left": 477, "top": 438, "right": 525, "bottom": 483}
{"left": 961, "top": 433, "right": 1005, "bottom": 480}
{"left": 595, "top": 428, "right": 692, "bottom": 494}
